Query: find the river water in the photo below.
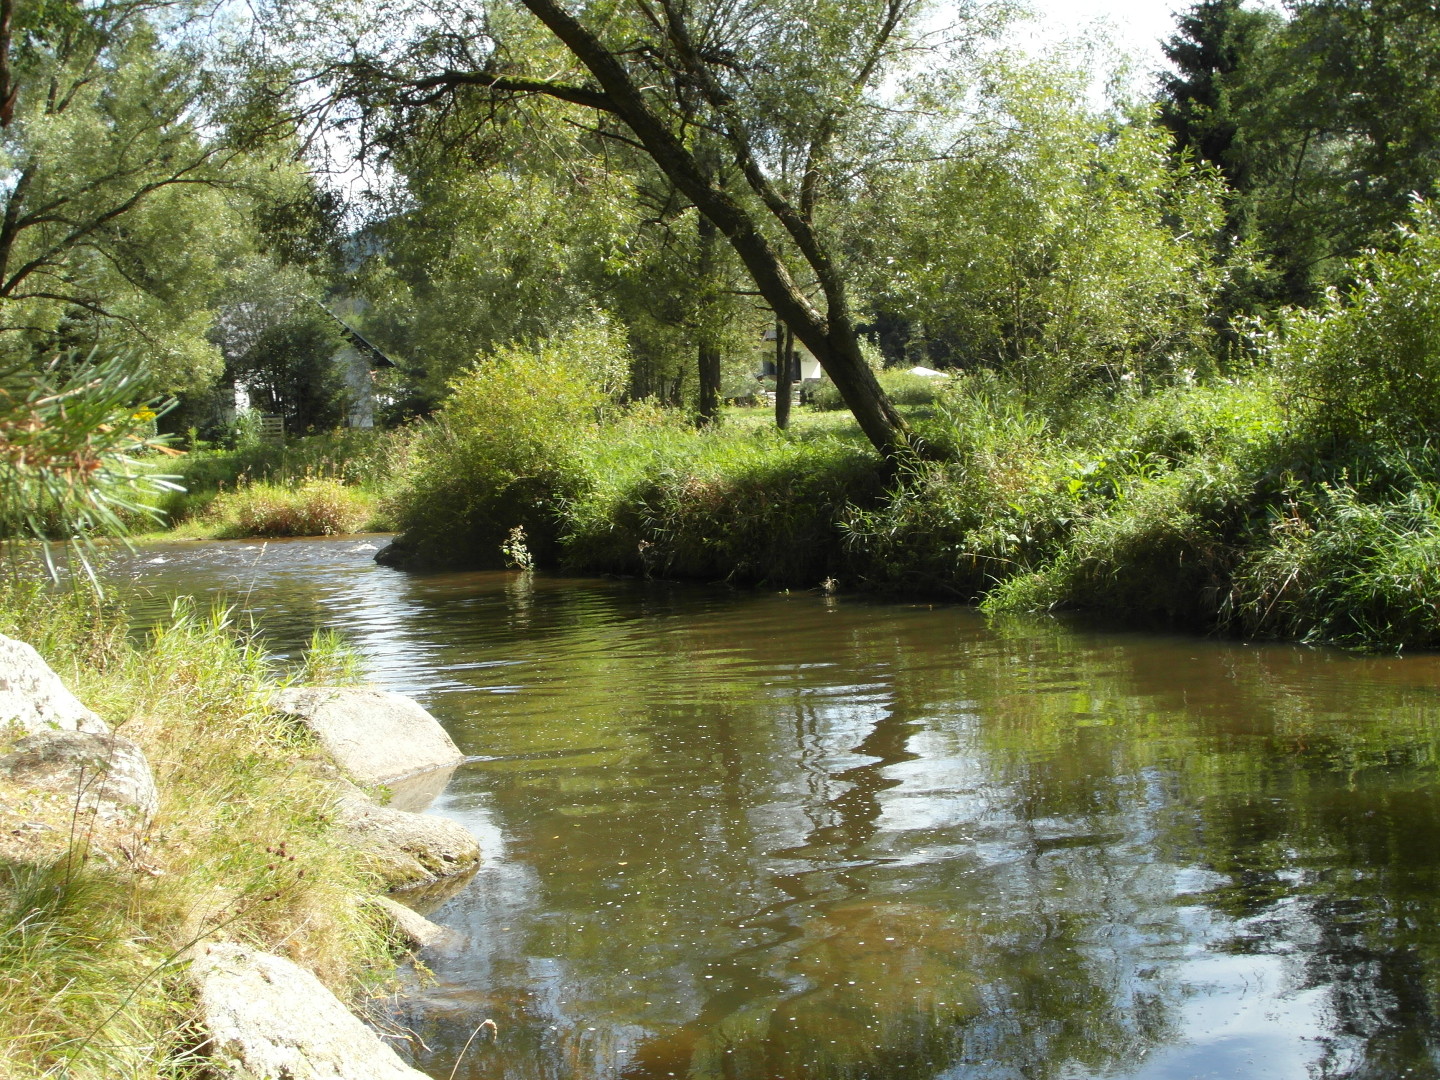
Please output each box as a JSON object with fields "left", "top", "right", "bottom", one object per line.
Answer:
{"left": 116, "top": 536, "right": 1440, "bottom": 1080}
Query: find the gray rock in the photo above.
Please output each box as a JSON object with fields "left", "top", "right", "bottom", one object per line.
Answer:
{"left": 382, "top": 763, "right": 457, "bottom": 814}
{"left": 0, "top": 730, "right": 157, "bottom": 825}
{"left": 0, "top": 634, "right": 108, "bottom": 735}
{"left": 272, "top": 688, "right": 462, "bottom": 794}
{"left": 191, "top": 942, "right": 429, "bottom": 1080}
{"left": 369, "top": 894, "right": 464, "bottom": 952}
{"left": 336, "top": 791, "right": 480, "bottom": 892}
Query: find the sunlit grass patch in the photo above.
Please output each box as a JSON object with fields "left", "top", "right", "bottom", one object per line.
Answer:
{"left": 198, "top": 478, "right": 376, "bottom": 538}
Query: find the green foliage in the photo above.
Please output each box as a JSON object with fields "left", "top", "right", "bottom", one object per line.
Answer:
{"left": 0, "top": 352, "right": 179, "bottom": 581}
{"left": 1223, "top": 444, "right": 1440, "bottom": 649}
{"left": 0, "top": 3, "right": 309, "bottom": 392}
{"left": 1272, "top": 204, "right": 1440, "bottom": 444}
{"left": 375, "top": 354, "right": 1440, "bottom": 650}
{"left": 383, "top": 319, "right": 623, "bottom": 567}
{"left": 0, "top": 577, "right": 128, "bottom": 681}
{"left": 982, "top": 462, "right": 1241, "bottom": 626}
{"left": 356, "top": 158, "right": 630, "bottom": 403}
{"left": 295, "top": 627, "right": 367, "bottom": 685}
{"left": 176, "top": 427, "right": 414, "bottom": 493}
{"left": 880, "top": 57, "right": 1232, "bottom": 399}
{"left": 158, "top": 426, "right": 417, "bottom": 528}
{"left": 1159, "top": 0, "right": 1440, "bottom": 307}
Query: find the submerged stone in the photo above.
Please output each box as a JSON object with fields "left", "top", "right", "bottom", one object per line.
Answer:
{"left": 335, "top": 789, "right": 481, "bottom": 892}
{"left": 369, "top": 894, "right": 464, "bottom": 952}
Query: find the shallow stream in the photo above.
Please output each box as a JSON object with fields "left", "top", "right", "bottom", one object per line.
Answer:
{"left": 118, "top": 536, "right": 1440, "bottom": 1080}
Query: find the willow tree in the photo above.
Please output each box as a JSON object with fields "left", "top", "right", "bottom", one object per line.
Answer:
{"left": 324, "top": 0, "right": 1001, "bottom": 456}
{"left": 0, "top": 0, "right": 318, "bottom": 393}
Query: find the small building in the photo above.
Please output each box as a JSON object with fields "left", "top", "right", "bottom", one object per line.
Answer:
{"left": 316, "top": 303, "right": 399, "bottom": 429}
{"left": 758, "top": 327, "right": 823, "bottom": 382}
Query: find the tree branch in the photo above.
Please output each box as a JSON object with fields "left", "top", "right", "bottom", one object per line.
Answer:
{"left": 346, "top": 61, "right": 617, "bottom": 113}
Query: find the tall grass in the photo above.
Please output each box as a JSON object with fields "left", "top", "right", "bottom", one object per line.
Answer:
{"left": 0, "top": 858, "right": 181, "bottom": 1079}
{"left": 0, "top": 589, "right": 393, "bottom": 1078}
{"left": 154, "top": 427, "right": 415, "bottom": 537}
{"left": 200, "top": 478, "right": 375, "bottom": 538}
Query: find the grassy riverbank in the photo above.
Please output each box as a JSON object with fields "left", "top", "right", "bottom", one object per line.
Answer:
{"left": 370, "top": 368, "right": 1440, "bottom": 652}
{"left": 146, "top": 372, "right": 1440, "bottom": 653}
{"left": 369, "top": 209, "right": 1440, "bottom": 653}
{"left": 131, "top": 209, "right": 1440, "bottom": 653}
{"left": 0, "top": 585, "right": 391, "bottom": 1079}
{"left": 142, "top": 428, "right": 414, "bottom": 540}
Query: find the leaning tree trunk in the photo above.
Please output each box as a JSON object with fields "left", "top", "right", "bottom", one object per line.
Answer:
{"left": 515, "top": 0, "right": 917, "bottom": 460}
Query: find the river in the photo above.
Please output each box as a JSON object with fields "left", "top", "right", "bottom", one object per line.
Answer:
{"left": 116, "top": 535, "right": 1440, "bottom": 1080}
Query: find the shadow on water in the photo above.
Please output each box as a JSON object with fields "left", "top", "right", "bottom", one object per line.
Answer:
{"left": 113, "top": 537, "right": 1440, "bottom": 1080}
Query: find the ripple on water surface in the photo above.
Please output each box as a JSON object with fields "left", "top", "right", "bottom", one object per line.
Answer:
{"left": 116, "top": 536, "right": 1440, "bottom": 1080}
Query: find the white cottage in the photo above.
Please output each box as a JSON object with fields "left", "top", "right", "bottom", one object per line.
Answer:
{"left": 316, "top": 303, "right": 399, "bottom": 429}
{"left": 758, "top": 327, "right": 824, "bottom": 382}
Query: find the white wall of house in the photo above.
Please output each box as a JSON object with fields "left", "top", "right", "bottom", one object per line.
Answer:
{"left": 334, "top": 344, "right": 376, "bottom": 428}
{"left": 759, "top": 328, "right": 824, "bottom": 381}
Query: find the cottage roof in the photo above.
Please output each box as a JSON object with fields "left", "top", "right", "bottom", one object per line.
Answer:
{"left": 313, "top": 300, "right": 398, "bottom": 369}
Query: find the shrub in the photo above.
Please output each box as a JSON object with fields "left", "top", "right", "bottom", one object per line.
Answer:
{"left": 1226, "top": 449, "right": 1440, "bottom": 649}
{"left": 204, "top": 478, "right": 373, "bottom": 537}
{"left": 983, "top": 464, "right": 1241, "bottom": 625}
{"left": 578, "top": 432, "right": 882, "bottom": 585}
{"left": 382, "top": 319, "right": 622, "bottom": 567}
{"left": 1272, "top": 201, "right": 1440, "bottom": 445}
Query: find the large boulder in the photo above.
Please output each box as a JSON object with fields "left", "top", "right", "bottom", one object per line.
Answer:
{"left": 336, "top": 790, "right": 480, "bottom": 892}
{"left": 0, "top": 635, "right": 108, "bottom": 735}
{"left": 0, "top": 730, "right": 158, "bottom": 826}
{"left": 191, "top": 942, "right": 430, "bottom": 1080}
{"left": 272, "top": 688, "right": 462, "bottom": 796}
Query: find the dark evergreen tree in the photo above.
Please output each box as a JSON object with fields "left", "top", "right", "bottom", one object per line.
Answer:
{"left": 1159, "top": 0, "right": 1440, "bottom": 312}
{"left": 231, "top": 316, "right": 350, "bottom": 434}
{"left": 1158, "top": 0, "right": 1278, "bottom": 193}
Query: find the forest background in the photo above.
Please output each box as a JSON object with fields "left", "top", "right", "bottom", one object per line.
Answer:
{"left": 6, "top": 0, "right": 1440, "bottom": 650}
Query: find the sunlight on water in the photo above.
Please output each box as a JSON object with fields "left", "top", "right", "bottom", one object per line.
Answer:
{"left": 117, "top": 537, "right": 1440, "bottom": 1080}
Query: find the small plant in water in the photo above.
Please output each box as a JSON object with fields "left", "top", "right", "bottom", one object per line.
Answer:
{"left": 501, "top": 525, "right": 534, "bottom": 571}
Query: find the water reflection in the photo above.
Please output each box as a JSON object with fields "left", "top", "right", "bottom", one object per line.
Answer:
{"left": 114, "top": 538, "right": 1440, "bottom": 1080}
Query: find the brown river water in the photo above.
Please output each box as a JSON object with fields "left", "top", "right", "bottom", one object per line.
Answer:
{"left": 115, "top": 535, "right": 1440, "bottom": 1080}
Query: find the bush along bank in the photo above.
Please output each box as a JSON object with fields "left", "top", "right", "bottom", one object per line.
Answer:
{"left": 376, "top": 208, "right": 1440, "bottom": 653}
{"left": 0, "top": 585, "right": 478, "bottom": 1079}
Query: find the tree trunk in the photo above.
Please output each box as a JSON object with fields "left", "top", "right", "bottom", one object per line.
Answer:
{"left": 775, "top": 322, "right": 794, "bottom": 430}
{"left": 514, "top": 0, "right": 916, "bottom": 460}
{"left": 696, "top": 212, "right": 721, "bottom": 426}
